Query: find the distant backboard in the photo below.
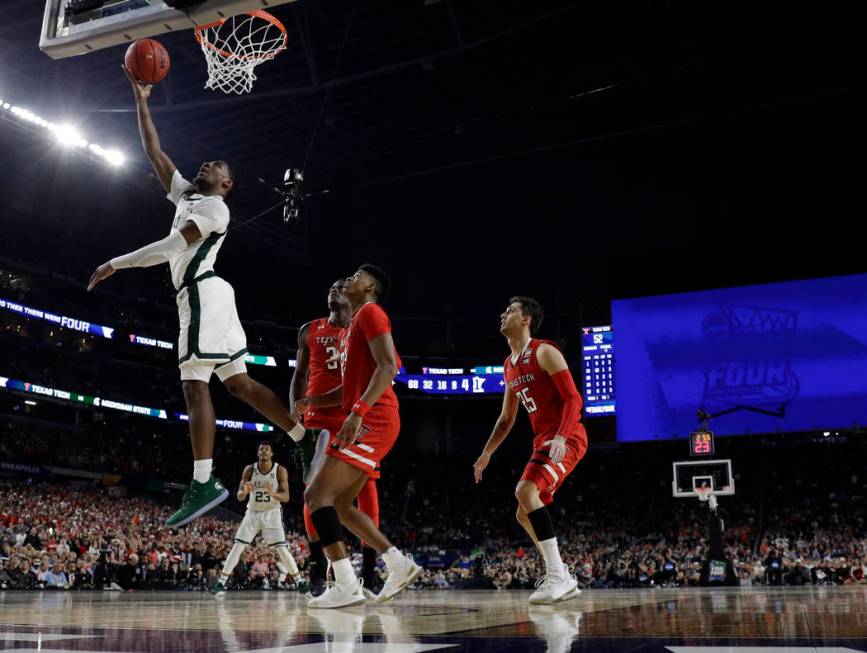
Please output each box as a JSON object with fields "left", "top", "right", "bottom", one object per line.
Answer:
{"left": 672, "top": 459, "right": 735, "bottom": 498}
{"left": 40, "top": 0, "right": 296, "bottom": 59}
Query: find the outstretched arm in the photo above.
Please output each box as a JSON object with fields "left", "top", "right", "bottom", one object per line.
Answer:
{"left": 123, "top": 65, "right": 176, "bottom": 192}
{"left": 473, "top": 388, "right": 518, "bottom": 483}
{"left": 288, "top": 323, "right": 312, "bottom": 420}
{"left": 86, "top": 220, "right": 202, "bottom": 291}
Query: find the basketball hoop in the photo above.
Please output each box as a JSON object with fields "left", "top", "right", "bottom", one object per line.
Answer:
{"left": 696, "top": 485, "right": 713, "bottom": 502}
{"left": 194, "top": 10, "right": 288, "bottom": 95}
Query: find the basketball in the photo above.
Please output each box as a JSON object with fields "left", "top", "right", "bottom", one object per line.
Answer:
{"left": 124, "top": 39, "right": 170, "bottom": 85}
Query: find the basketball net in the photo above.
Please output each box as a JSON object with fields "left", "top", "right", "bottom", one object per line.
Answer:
{"left": 195, "top": 10, "right": 287, "bottom": 95}
{"left": 696, "top": 485, "right": 713, "bottom": 502}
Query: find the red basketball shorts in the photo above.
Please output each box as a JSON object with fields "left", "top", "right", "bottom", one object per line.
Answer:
{"left": 325, "top": 405, "right": 399, "bottom": 480}
{"left": 520, "top": 434, "right": 586, "bottom": 505}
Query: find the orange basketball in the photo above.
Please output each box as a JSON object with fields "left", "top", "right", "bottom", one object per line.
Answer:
{"left": 124, "top": 39, "right": 170, "bottom": 85}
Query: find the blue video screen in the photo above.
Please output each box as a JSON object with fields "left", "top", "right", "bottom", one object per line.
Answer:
{"left": 612, "top": 273, "right": 867, "bottom": 441}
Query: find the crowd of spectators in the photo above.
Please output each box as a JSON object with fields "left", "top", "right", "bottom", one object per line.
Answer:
{"left": 0, "top": 482, "right": 309, "bottom": 592}
{"left": 1, "top": 433, "right": 864, "bottom": 592}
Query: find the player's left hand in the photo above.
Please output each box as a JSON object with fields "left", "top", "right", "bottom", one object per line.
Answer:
{"left": 543, "top": 435, "right": 568, "bottom": 464}
{"left": 335, "top": 413, "right": 362, "bottom": 447}
{"left": 87, "top": 262, "right": 116, "bottom": 291}
{"left": 261, "top": 481, "right": 274, "bottom": 495}
{"left": 293, "top": 398, "right": 310, "bottom": 416}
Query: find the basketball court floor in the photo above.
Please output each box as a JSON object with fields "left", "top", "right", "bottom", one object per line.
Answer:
{"left": 1, "top": 587, "right": 865, "bottom": 653}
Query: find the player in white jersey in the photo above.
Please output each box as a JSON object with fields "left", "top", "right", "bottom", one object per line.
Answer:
{"left": 211, "top": 441, "right": 304, "bottom": 597}
{"left": 87, "top": 67, "right": 309, "bottom": 528}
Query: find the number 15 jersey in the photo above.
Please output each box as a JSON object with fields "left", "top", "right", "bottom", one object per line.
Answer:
{"left": 503, "top": 338, "right": 587, "bottom": 447}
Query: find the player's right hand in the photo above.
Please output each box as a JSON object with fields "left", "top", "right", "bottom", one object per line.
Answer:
{"left": 473, "top": 451, "right": 491, "bottom": 483}
{"left": 87, "top": 262, "right": 115, "bottom": 291}
{"left": 242, "top": 482, "right": 252, "bottom": 494}
{"left": 122, "top": 64, "right": 152, "bottom": 101}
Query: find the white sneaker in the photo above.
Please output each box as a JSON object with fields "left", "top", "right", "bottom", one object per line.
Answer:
{"left": 529, "top": 573, "right": 578, "bottom": 605}
{"left": 375, "top": 554, "right": 423, "bottom": 603}
{"left": 554, "top": 584, "right": 582, "bottom": 602}
{"left": 307, "top": 578, "right": 366, "bottom": 609}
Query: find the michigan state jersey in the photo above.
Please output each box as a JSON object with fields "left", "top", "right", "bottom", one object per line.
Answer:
{"left": 248, "top": 462, "right": 280, "bottom": 512}
{"left": 166, "top": 170, "right": 230, "bottom": 291}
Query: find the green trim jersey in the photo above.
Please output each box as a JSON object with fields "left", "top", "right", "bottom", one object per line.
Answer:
{"left": 166, "top": 170, "right": 230, "bottom": 291}
{"left": 248, "top": 462, "right": 281, "bottom": 513}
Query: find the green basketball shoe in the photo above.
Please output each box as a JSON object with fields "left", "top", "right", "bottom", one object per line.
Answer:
{"left": 165, "top": 476, "right": 229, "bottom": 528}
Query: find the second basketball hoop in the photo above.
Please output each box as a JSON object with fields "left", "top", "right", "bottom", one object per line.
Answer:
{"left": 194, "top": 10, "right": 288, "bottom": 95}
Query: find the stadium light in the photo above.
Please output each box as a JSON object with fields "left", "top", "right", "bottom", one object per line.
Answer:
{"left": 52, "top": 122, "right": 88, "bottom": 148}
{"left": 1, "top": 98, "right": 126, "bottom": 167}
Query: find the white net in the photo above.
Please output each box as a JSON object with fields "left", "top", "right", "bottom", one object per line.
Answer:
{"left": 195, "top": 11, "right": 287, "bottom": 95}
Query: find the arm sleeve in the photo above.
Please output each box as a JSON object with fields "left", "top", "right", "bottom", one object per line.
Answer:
{"left": 185, "top": 198, "right": 230, "bottom": 239}
{"left": 110, "top": 230, "right": 188, "bottom": 269}
{"left": 357, "top": 304, "right": 392, "bottom": 341}
{"left": 550, "top": 368, "right": 583, "bottom": 436}
{"left": 166, "top": 170, "right": 194, "bottom": 206}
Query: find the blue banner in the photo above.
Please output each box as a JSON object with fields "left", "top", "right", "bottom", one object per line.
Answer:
{"left": 0, "top": 296, "right": 113, "bottom": 339}
{"left": 612, "top": 273, "right": 867, "bottom": 441}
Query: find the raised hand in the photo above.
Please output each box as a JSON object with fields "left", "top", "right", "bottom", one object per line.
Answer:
{"left": 122, "top": 64, "right": 152, "bottom": 101}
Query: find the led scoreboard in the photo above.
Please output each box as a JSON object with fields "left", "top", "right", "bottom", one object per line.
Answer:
{"left": 582, "top": 325, "right": 615, "bottom": 416}
{"left": 689, "top": 431, "right": 715, "bottom": 456}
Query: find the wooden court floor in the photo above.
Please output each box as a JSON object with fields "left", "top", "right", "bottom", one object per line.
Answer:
{"left": 1, "top": 587, "right": 866, "bottom": 652}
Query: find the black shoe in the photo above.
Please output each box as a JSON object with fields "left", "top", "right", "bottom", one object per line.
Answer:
{"left": 309, "top": 577, "right": 327, "bottom": 597}
{"left": 362, "top": 573, "right": 384, "bottom": 598}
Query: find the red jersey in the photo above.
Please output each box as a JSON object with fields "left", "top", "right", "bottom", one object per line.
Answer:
{"left": 503, "top": 338, "right": 587, "bottom": 445}
{"left": 303, "top": 317, "right": 345, "bottom": 429}
{"left": 340, "top": 302, "right": 401, "bottom": 415}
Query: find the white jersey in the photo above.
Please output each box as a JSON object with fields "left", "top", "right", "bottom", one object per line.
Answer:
{"left": 248, "top": 462, "right": 281, "bottom": 512}
{"left": 166, "top": 170, "right": 230, "bottom": 291}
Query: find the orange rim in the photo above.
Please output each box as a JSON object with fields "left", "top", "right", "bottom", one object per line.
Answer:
{"left": 194, "top": 10, "right": 288, "bottom": 62}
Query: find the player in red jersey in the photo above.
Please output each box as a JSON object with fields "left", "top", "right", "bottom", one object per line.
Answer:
{"left": 297, "top": 264, "right": 421, "bottom": 608}
{"left": 474, "top": 296, "right": 587, "bottom": 604}
{"left": 289, "top": 279, "right": 382, "bottom": 597}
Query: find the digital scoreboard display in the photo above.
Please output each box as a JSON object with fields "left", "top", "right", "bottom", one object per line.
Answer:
{"left": 689, "top": 431, "right": 715, "bottom": 456}
{"left": 581, "top": 325, "right": 615, "bottom": 416}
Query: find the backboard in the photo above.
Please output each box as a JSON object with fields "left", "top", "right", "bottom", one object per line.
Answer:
{"left": 672, "top": 459, "right": 735, "bottom": 498}
{"left": 40, "top": 0, "right": 296, "bottom": 59}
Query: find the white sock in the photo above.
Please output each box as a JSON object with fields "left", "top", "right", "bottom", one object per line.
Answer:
{"left": 275, "top": 546, "right": 299, "bottom": 576}
{"left": 193, "top": 459, "right": 212, "bottom": 484}
{"left": 381, "top": 546, "right": 404, "bottom": 571}
{"left": 332, "top": 557, "right": 356, "bottom": 589}
{"left": 288, "top": 423, "right": 305, "bottom": 442}
{"left": 221, "top": 542, "right": 246, "bottom": 578}
{"left": 539, "top": 537, "right": 566, "bottom": 578}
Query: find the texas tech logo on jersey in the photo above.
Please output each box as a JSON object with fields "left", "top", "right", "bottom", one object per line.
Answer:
{"left": 520, "top": 343, "right": 535, "bottom": 366}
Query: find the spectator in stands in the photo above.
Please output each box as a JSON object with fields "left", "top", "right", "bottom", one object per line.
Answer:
{"left": 0, "top": 559, "right": 12, "bottom": 589}
{"left": 45, "top": 561, "right": 69, "bottom": 589}
{"left": 116, "top": 553, "right": 144, "bottom": 590}
{"left": 187, "top": 563, "right": 206, "bottom": 591}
